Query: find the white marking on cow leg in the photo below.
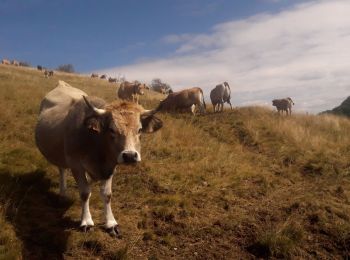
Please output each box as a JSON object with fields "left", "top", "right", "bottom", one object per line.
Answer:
{"left": 191, "top": 104, "right": 196, "bottom": 115}
{"left": 72, "top": 169, "right": 94, "bottom": 227}
{"left": 59, "top": 168, "right": 67, "bottom": 196}
{"left": 100, "top": 176, "right": 118, "bottom": 228}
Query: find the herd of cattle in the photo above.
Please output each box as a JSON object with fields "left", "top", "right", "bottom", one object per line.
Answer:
{"left": 91, "top": 73, "right": 125, "bottom": 84}
{"left": 34, "top": 79, "right": 294, "bottom": 236}
{"left": 2, "top": 58, "right": 20, "bottom": 66}
{"left": 1, "top": 57, "right": 295, "bottom": 237}
{"left": 115, "top": 80, "right": 295, "bottom": 115}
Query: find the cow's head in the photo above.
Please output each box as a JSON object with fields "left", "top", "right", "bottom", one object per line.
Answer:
{"left": 83, "top": 97, "right": 162, "bottom": 168}
{"left": 272, "top": 99, "right": 277, "bottom": 106}
{"left": 134, "top": 83, "right": 148, "bottom": 95}
{"left": 287, "top": 97, "right": 295, "bottom": 105}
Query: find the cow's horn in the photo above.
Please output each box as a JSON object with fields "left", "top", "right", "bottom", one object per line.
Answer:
{"left": 142, "top": 109, "right": 157, "bottom": 116}
{"left": 83, "top": 96, "right": 106, "bottom": 115}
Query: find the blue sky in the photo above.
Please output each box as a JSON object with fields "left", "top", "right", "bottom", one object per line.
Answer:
{"left": 0, "top": 0, "right": 307, "bottom": 72}
{"left": 1, "top": 0, "right": 349, "bottom": 113}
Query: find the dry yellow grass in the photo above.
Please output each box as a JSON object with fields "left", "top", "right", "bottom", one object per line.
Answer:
{"left": 1, "top": 64, "right": 350, "bottom": 259}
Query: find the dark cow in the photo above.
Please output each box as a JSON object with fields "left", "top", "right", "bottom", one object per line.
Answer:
{"left": 272, "top": 97, "right": 295, "bottom": 115}
{"left": 108, "top": 77, "right": 117, "bottom": 83}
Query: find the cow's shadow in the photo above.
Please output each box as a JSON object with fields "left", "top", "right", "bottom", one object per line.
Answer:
{"left": 0, "top": 169, "right": 76, "bottom": 259}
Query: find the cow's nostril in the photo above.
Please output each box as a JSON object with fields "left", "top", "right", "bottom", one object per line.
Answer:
{"left": 122, "top": 151, "right": 138, "bottom": 163}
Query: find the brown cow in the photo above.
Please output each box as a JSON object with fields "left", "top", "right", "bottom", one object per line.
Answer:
{"left": 272, "top": 97, "right": 295, "bottom": 115}
{"left": 35, "top": 81, "right": 163, "bottom": 236}
{"left": 91, "top": 73, "right": 99, "bottom": 78}
{"left": 157, "top": 87, "right": 206, "bottom": 115}
{"left": 100, "top": 74, "right": 107, "bottom": 79}
{"left": 1, "top": 59, "right": 10, "bottom": 65}
{"left": 117, "top": 81, "right": 148, "bottom": 104}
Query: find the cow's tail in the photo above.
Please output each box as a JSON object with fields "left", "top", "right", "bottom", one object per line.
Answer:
{"left": 199, "top": 88, "right": 206, "bottom": 110}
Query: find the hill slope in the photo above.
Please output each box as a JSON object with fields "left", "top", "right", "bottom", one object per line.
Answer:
{"left": 323, "top": 96, "right": 350, "bottom": 117}
{"left": 1, "top": 64, "right": 350, "bottom": 259}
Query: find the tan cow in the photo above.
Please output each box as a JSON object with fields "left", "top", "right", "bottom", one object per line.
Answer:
{"left": 1, "top": 59, "right": 10, "bottom": 65}
{"left": 272, "top": 97, "right": 295, "bottom": 115}
{"left": 117, "top": 81, "right": 148, "bottom": 104}
{"left": 157, "top": 87, "right": 206, "bottom": 115}
{"left": 12, "top": 60, "right": 19, "bottom": 66}
{"left": 91, "top": 73, "right": 99, "bottom": 78}
{"left": 35, "top": 81, "right": 163, "bottom": 236}
{"left": 210, "top": 82, "right": 232, "bottom": 112}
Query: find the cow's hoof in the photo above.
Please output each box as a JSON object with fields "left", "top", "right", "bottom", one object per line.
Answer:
{"left": 106, "top": 225, "right": 122, "bottom": 239}
{"left": 80, "top": 225, "right": 94, "bottom": 233}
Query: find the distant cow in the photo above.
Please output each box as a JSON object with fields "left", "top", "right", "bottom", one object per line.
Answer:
{"left": 159, "top": 86, "right": 167, "bottom": 95}
{"left": 117, "top": 81, "right": 149, "bottom": 104}
{"left": 157, "top": 87, "right": 206, "bottom": 115}
{"left": 1, "top": 59, "right": 10, "bottom": 65}
{"left": 91, "top": 73, "right": 99, "bottom": 78}
{"left": 272, "top": 97, "right": 295, "bottom": 115}
{"left": 108, "top": 77, "right": 117, "bottom": 83}
{"left": 35, "top": 81, "right": 163, "bottom": 236}
{"left": 12, "top": 60, "right": 19, "bottom": 66}
{"left": 44, "top": 70, "right": 54, "bottom": 78}
{"left": 37, "top": 65, "right": 43, "bottom": 71}
{"left": 210, "top": 82, "right": 232, "bottom": 112}
{"left": 100, "top": 74, "right": 107, "bottom": 79}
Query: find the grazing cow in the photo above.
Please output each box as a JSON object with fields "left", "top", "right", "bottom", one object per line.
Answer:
{"left": 210, "top": 82, "right": 232, "bottom": 112}
{"left": 272, "top": 97, "right": 295, "bottom": 115}
{"left": 1, "top": 59, "right": 10, "bottom": 65}
{"left": 35, "top": 81, "right": 163, "bottom": 236}
{"left": 12, "top": 60, "right": 19, "bottom": 66}
{"left": 37, "top": 65, "right": 43, "bottom": 71}
{"left": 109, "top": 77, "right": 117, "bottom": 83}
{"left": 117, "top": 81, "right": 148, "bottom": 104}
{"left": 157, "top": 87, "right": 206, "bottom": 115}
{"left": 44, "top": 70, "right": 54, "bottom": 78}
{"left": 100, "top": 74, "right": 107, "bottom": 79}
{"left": 91, "top": 73, "right": 99, "bottom": 78}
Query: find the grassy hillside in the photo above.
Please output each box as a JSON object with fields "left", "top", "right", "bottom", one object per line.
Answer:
{"left": 323, "top": 96, "right": 350, "bottom": 117}
{"left": 1, "top": 64, "right": 350, "bottom": 259}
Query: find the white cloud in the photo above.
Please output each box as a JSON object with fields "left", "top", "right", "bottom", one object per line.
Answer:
{"left": 101, "top": 0, "right": 350, "bottom": 113}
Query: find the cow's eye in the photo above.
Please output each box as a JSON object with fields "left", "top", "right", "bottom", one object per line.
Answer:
{"left": 109, "top": 128, "right": 116, "bottom": 135}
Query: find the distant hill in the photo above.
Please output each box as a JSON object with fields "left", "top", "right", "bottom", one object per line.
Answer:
{"left": 322, "top": 96, "right": 350, "bottom": 117}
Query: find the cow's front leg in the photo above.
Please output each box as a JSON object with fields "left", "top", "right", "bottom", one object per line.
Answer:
{"left": 100, "top": 175, "right": 120, "bottom": 237}
{"left": 72, "top": 168, "right": 94, "bottom": 231}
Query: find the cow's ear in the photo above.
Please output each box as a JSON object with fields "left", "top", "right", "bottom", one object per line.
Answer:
{"left": 85, "top": 117, "right": 102, "bottom": 133}
{"left": 141, "top": 114, "right": 163, "bottom": 133}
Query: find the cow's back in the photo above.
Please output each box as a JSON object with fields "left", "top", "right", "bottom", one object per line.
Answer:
{"left": 35, "top": 81, "right": 87, "bottom": 167}
{"left": 160, "top": 87, "right": 202, "bottom": 110}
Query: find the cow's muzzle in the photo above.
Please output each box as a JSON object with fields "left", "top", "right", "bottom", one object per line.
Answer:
{"left": 118, "top": 151, "right": 141, "bottom": 164}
